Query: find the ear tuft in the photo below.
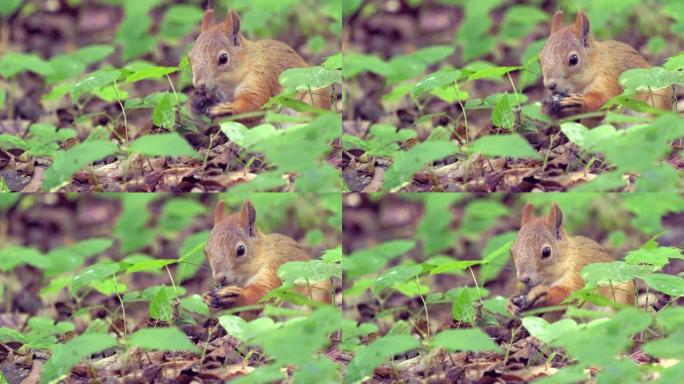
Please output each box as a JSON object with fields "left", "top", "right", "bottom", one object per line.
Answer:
{"left": 521, "top": 203, "right": 534, "bottom": 226}
{"left": 201, "top": 9, "right": 214, "bottom": 32}
{"left": 550, "top": 11, "right": 565, "bottom": 34}
{"left": 546, "top": 203, "right": 564, "bottom": 239}
{"left": 240, "top": 200, "right": 256, "bottom": 236}
{"left": 223, "top": 10, "right": 242, "bottom": 46}
{"left": 214, "top": 200, "right": 225, "bottom": 225}
{"left": 574, "top": 11, "right": 591, "bottom": 47}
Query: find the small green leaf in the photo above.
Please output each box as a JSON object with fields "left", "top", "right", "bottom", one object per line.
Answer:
{"left": 41, "top": 333, "right": 117, "bottom": 384}
{"left": 413, "top": 69, "right": 462, "bottom": 98}
{"left": 128, "top": 133, "right": 200, "bottom": 159}
{"left": 43, "top": 140, "right": 118, "bottom": 191}
{"left": 430, "top": 328, "right": 500, "bottom": 352}
{"left": 383, "top": 141, "right": 459, "bottom": 190}
{"left": 71, "top": 263, "right": 120, "bottom": 294}
{"left": 278, "top": 260, "right": 340, "bottom": 285}
{"left": 128, "top": 327, "right": 199, "bottom": 353}
{"left": 149, "top": 286, "right": 172, "bottom": 322}
{"left": 126, "top": 66, "right": 178, "bottom": 83}
{"left": 470, "top": 134, "right": 540, "bottom": 159}
{"left": 372, "top": 264, "right": 422, "bottom": 294}
{"left": 279, "top": 66, "right": 341, "bottom": 91}
{"left": 72, "top": 69, "right": 122, "bottom": 100}
{"left": 180, "top": 295, "right": 209, "bottom": 316}
{"left": 639, "top": 274, "right": 684, "bottom": 297}
{"left": 0, "top": 0, "right": 22, "bottom": 17}
{"left": 620, "top": 67, "right": 684, "bottom": 92}
{"left": 345, "top": 335, "right": 419, "bottom": 384}
{"left": 152, "top": 93, "right": 176, "bottom": 129}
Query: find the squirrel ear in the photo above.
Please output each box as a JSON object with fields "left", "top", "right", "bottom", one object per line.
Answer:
{"left": 239, "top": 200, "right": 256, "bottom": 236}
{"left": 201, "top": 9, "right": 214, "bottom": 32}
{"left": 223, "top": 10, "right": 242, "bottom": 46}
{"left": 214, "top": 200, "right": 226, "bottom": 225}
{"left": 546, "top": 203, "right": 564, "bottom": 239}
{"left": 521, "top": 203, "right": 534, "bottom": 225}
{"left": 574, "top": 11, "right": 591, "bottom": 47}
{"left": 550, "top": 11, "right": 564, "bottom": 34}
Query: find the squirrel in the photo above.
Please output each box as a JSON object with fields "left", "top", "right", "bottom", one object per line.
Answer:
{"left": 507, "top": 203, "right": 634, "bottom": 321}
{"left": 188, "top": 8, "right": 333, "bottom": 125}
{"left": 539, "top": 11, "right": 673, "bottom": 126}
{"left": 203, "top": 200, "right": 332, "bottom": 319}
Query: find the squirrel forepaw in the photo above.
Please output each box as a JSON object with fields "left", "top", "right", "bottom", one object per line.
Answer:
{"left": 210, "top": 103, "right": 237, "bottom": 118}
{"left": 204, "top": 285, "right": 243, "bottom": 310}
{"left": 546, "top": 93, "right": 585, "bottom": 118}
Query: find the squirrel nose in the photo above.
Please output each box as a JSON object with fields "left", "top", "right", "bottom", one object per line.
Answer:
{"left": 546, "top": 81, "right": 557, "bottom": 92}
{"left": 519, "top": 274, "right": 534, "bottom": 287}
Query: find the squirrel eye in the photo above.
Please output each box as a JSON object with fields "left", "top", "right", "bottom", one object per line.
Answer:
{"left": 568, "top": 54, "right": 579, "bottom": 66}
{"left": 541, "top": 246, "right": 552, "bottom": 259}
{"left": 236, "top": 244, "right": 245, "bottom": 257}
{"left": 218, "top": 53, "right": 229, "bottom": 65}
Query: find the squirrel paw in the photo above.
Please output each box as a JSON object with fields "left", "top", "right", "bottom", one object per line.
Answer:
{"left": 546, "top": 93, "right": 584, "bottom": 118}
{"left": 507, "top": 294, "right": 527, "bottom": 317}
{"left": 204, "top": 285, "right": 243, "bottom": 310}
{"left": 525, "top": 284, "right": 549, "bottom": 307}
{"left": 210, "top": 103, "right": 237, "bottom": 118}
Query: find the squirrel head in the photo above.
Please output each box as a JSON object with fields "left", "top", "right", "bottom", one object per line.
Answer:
{"left": 205, "top": 200, "right": 260, "bottom": 286}
{"left": 511, "top": 203, "right": 567, "bottom": 289}
{"left": 188, "top": 9, "right": 244, "bottom": 93}
{"left": 539, "top": 11, "right": 596, "bottom": 95}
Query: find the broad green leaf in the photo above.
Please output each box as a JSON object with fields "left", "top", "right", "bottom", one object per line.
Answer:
{"left": 278, "top": 260, "right": 340, "bottom": 284}
{"left": 0, "top": 246, "right": 52, "bottom": 271}
{"left": 0, "top": 0, "right": 21, "bottom": 17}
{"left": 180, "top": 294, "right": 209, "bottom": 316}
{"left": 128, "top": 327, "right": 199, "bottom": 352}
{"left": 413, "top": 69, "right": 462, "bottom": 98}
{"left": 372, "top": 264, "right": 422, "bottom": 294}
{"left": 43, "top": 140, "right": 118, "bottom": 191}
{"left": 41, "top": 333, "right": 117, "bottom": 384}
{"left": 126, "top": 66, "right": 178, "bottom": 83}
{"left": 430, "top": 328, "right": 500, "bottom": 352}
{"left": 620, "top": 67, "right": 684, "bottom": 92}
{"left": 72, "top": 69, "right": 122, "bottom": 100}
{"left": 70, "top": 263, "right": 120, "bottom": 293}
{"left": 383, "top": 141, "right": 459, "bottom": 190}
{"left": 639, "top": 273, "right": 684, "bottom": 297}
{"left": 149, "top": 286, "right": 173, "bottom": 322}
{"left": 152, "top": 93, "right": 176, "bottom": 129}
{"left": 470, "top": 134, "right": 540, "bottom": 159}
{"left": 128, "top": 133, "right": 200, "bottom": 159}
{"left": 581, "top": 261, "right": 657, "bottom": 286}
{"left": 344, "top": 335, "right": 419, "bottom": 384}
{"left": 279, "top": 66, "right": 341, "bottom": 91}
{"left": 642, "top": 328, "right": 684, "bottom": 358}
{"left": 344, "top": 240, "right": 416, "bottom": 278}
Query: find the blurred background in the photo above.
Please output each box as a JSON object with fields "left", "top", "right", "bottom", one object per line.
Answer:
{"left": 0, "top": 193, "right": 341, "bottom": 323}
{"left": 342, "top": 193, "right": 684, "bottom": 326}
{"left": 343, "top": 0, "right": 684, "bottom": 133}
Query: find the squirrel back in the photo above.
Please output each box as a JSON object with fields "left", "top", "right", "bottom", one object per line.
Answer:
{"left": 539, "top": 11, "right": 672, "bottom": 121}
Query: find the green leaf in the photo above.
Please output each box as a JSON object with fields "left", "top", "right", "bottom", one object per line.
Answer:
{"left": 126, "top": 66, "right": 178, "bottom": 83}
{"left": 581, "top": 261, "right": 657, "bottom": 286}
{"left": 345, "top": 335, "right": 419, "bottom": 384}
{"left": 72, "top": 69, "right": 122, "bottom": 100}
{"left": 177, "top": 231, "right": 210, "bottom": 282}
{"left": 372, "top": 264, "right": 422, "bottom": 294}
{"left": 0, "top": 0, "right": 21, "bottom": 17}
{"left": 492, "top": 93, "right": 515, "bottom": 129}
{"left": 642, "top": 328, "right": 684, "bottom": 358}
{"left": 149, "top": 286, "right": 173, "bottom": 322}
{"left": 180, "top": 294, "right": 209, "bottom": 317}
{"left": 128, "top": 327, "right": 199, "bottom": 353}
{"left": 383, "top": 141, "right": 459, "bottom": 190}
{"left": 430, "top": 328, "right": 500, "bottom": 352}
{"left": 152, "top": 93, "right": 176, "bottom": 129}
{"left": 279, "top": 66, "right": 341, "bottom": 91}
{"left": 625, "top": 247, "right": 683, "bottom": 268}
{"left": 128, "top": 133, "right": 200, "bottom": 159}
{"left": 70, "top": 263, "right": 120, "bottom": 294}
{"left": 0, "top": 246, "right": 52, "bottom": 271}
{"left": 450, "top": 287, "right": 487, "bottom": 323}
{"left": 0, "top": 52, "right": 53, "bottom": 79}
{"left": 413, "top": 69, "right": 462, "bottom": 98}
{"left": 344, "top": 240, "right": 416, "bottom": 278}
{"left": 278, "top": 260, "right": 340, "bottom": 285}
{"left": 322, "top": 53, "right": 342, "bottom": 70}
{"left": 620, "top": 67, "right": 684, "bottom": 92}
{"left": 41, "top": 333, "right": 117, "bottom": 384}
{"left": 470, "top": 134, "right": 540, "bottom": 159}
{"left": 0, "top": 88, "right": 5, "bottom": 109}
{"left": 43, "top": 140, "right": 118, "bottom": 191}
{"left": 639, "top": 273, "right": 684, "bottom": 297}
{"left": 126, "top": 259, "right": 177, "bottom": 274}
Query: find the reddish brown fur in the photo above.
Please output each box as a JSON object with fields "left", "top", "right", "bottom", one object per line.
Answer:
{"left": 204, "top": 201, "right": 332, "bottom": 319}
{"left": 540, "top": 11, "right": 672, "bottom": 126}
{"left": 188, "top": 9, "right": 332, "bottom": 125}
{"left": 509, "top": 203, "right": 634, "bottom": 321}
